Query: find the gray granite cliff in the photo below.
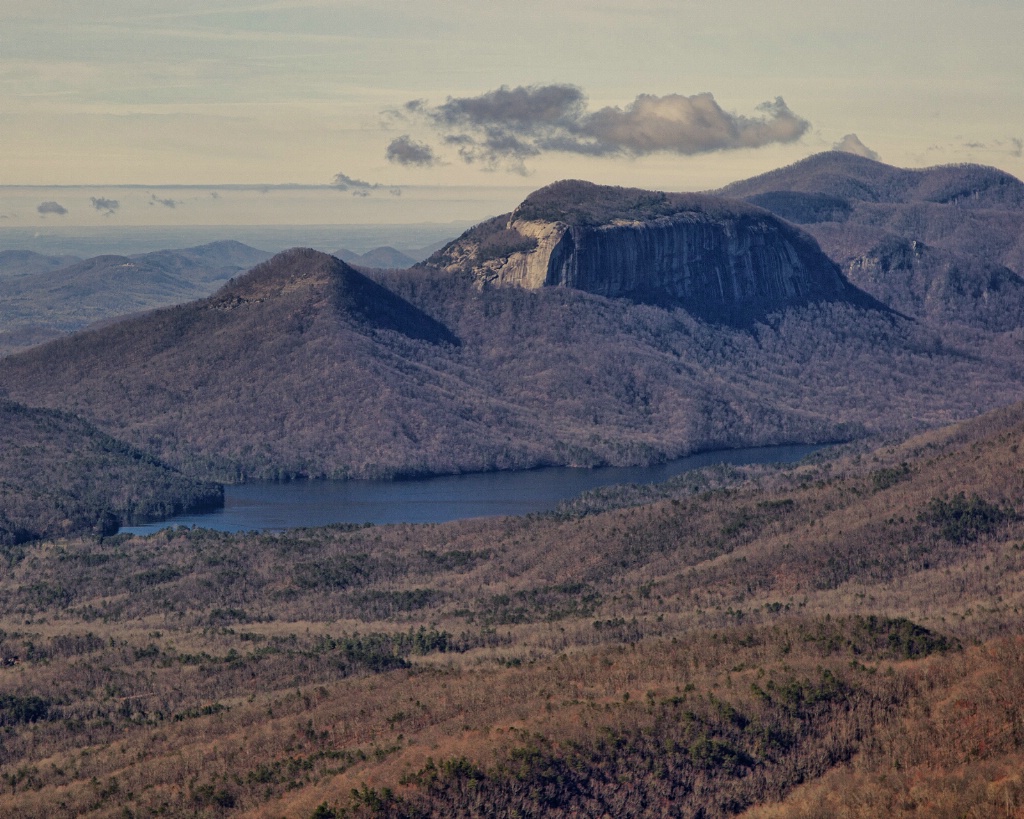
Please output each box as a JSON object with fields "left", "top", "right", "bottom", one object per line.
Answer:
{"left": 428, "top": 180, "right": 872, "bottom": 322}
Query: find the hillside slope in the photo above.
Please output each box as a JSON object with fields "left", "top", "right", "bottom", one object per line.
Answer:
{"left": 0, "top": 399, "right": 222, "bottom": 544}
{"left": 720, "top": 152, "right": 1024, "bottom": 330}
{"left": 2, "top": 399, "right": 1024, "bottom": 816}
{"left": 1, "top": 239, "right": 1023, "bottom": 481}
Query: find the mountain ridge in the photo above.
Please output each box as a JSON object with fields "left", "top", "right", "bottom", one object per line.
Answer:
{"left": 718, "top": 150, "right": 1024, "bottom": 208}
{"left": 424, "top": 179, "right": 882, "bottom": 324}
{"left": 0, "top": 240, "right": 272, "bottom": 355}
{"left": 1, "top": 235, "right": 1021, "bottom": 481}
{"left": 716, "top": 151, "right": 1024, "bottom": 330}
{"left": 1, "top": 161, "right": 1023, "bottom": 482}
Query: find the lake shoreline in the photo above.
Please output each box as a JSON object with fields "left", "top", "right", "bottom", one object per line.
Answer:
{"left": 120, "top": 442, "right": 829, "bottom": 536}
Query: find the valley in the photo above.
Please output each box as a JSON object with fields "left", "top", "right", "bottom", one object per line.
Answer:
{"left": 1, "top": 151, "right": 1024, "bottom": 816}
{"left": 2, "top": 400, "right": 1024, "bottom": 816}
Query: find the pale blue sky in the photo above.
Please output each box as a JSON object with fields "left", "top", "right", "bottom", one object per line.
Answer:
{"left": 2, "top": 1, "right": 1021, "bottom": 224}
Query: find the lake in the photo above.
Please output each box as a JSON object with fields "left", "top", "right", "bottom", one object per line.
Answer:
{"left": 120, "top": 443, "right": 824, "bottom": 535}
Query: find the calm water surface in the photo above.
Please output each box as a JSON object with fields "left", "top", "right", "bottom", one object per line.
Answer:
{"left": 121, "top": 444, "right": 824, "bottom": 535}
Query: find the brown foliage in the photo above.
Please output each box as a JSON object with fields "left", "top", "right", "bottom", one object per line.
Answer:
{"left": 0, "top": 399, "right": 221, "bottom": 544}
{"left": 2, "top": 247, "right": 1023, "bottom": 485}
{"left": 0, "top": 403, "right": 1023, "bottom": 814}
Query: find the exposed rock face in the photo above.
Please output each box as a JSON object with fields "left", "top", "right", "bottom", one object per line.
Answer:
{"left": 428, "top": 180, "right": 870, "bottom": 322}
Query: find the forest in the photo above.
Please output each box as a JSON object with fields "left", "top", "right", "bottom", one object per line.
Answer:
{"left": 0, "top": 399, "right": 222, "bottom": 545}
{"left": 2, "top": 152, "right": 1024, "bottom": 815}
{"left": 1, "top": 401, "right": 1024, "bottom": 816}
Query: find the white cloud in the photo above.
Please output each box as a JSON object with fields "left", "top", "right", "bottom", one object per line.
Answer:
{"left": 832, "top": 133, "right": 881, "bottom": 161}
{"left": 399, "top": 85, "right": 811, "bottom": 174}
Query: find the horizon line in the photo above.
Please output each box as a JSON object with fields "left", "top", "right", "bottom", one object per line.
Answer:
{"left": 0, "top": 182, "right": 538, "bottom": 191}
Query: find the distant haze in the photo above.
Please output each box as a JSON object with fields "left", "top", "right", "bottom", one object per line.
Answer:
{"left": 0, "top": 222, "right": 469, "bottom": 259}
{"left": 2, "top": 2, "right": 1020, "bottom": 206}
{"left": 1, "top": 184, "right": 525, "bottom": 232}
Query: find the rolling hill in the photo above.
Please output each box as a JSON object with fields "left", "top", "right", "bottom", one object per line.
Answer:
{"left": 1, "top": 178, "right": 1023, "bottom": 483}
{"left": 0, "top": 240, "right": 271, "bottom": 355}
{"left": 334, "top": 246, "right": 417, "bottom": 269}
{"left": 0, "top": 249, "right": 82, "bottom": 277}
{"left": 1, "top": 394, "right": 1024, "bottom": 816}
{"left": 719, "top": 151, "right": 1024, "bottom": 331}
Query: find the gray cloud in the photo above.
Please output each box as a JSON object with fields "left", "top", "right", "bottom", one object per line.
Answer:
{"left": 37, "top": 201, "right": 68, "bottom": 216}
{"left": 962, "top": 137, "right": 1024, "bottom": 158}
{"left": 399, "top": 84, "right": 811, "bottom": 173}
{"left": 333, "top": 172, "right": 376, "bottom": 191}
{"left": 832, "top": 133, "right": 881, "bottom": 161}
{"left": 149, "top": 194, "right": 179, "bottom": 208}
{"left": 386, "top": 135, "right": 440, "bottom": 167}
{"left": 333, "top": 172, "right": 402, "bottom": 197}
{"left": 90, "top": 197, "right": 120, "bottom": 215}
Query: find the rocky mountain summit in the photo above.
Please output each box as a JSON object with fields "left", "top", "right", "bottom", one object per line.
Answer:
{"left": 2, "top": 167, "right": 1024, "bottom": 485}
{"left": 426, "top": 180, "right": 875, "bottom": 323}
{"left": 719, "top": 152, "right": 1024, "bottom": 330}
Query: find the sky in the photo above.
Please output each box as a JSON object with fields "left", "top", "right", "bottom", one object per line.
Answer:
{"left": 1, "top": 0, "right": 1022, "bottom": 227}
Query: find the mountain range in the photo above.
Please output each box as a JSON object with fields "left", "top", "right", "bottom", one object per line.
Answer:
{"left": 719, "top": 151, "right": 1024, "bottom": 331}
{"left": 0, "top": 154, "right": 1022, "bottom": 491}
{"left": 0, "top": 240, "right": 272, "bottom": 355}
{"left": 0, "top": 239, "right": 456, "bottom": 356}
{"left": 2, "top": 151, "right": 1024, "bottom": 816}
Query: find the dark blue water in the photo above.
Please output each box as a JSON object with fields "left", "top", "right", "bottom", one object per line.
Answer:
{"left": 120, "top": 444, "right": 823, "bottom": 535}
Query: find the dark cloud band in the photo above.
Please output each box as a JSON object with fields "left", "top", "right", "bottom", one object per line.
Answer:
{"left": 37, "top": 201, "right": 68, "bottom": 216}
{"left": 394, "top": 84, "right": 811, "bottom": 173}
{"left": 386, "top": 135, "right": 440, "bottom": 167}
{"left": 90, "top": 197, "right": 120, "bottom": 215}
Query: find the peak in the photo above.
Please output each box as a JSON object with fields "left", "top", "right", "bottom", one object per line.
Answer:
{"left": 213, "top": 248, "right": 349, "bottom": 301}
{"left": 209, "top": 247, "right": 458, "bottom": 344}
{"left": 513, "top": 180, "right": 753, "bottom": 226}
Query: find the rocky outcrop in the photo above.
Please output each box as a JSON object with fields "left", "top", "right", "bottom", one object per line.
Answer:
{"left": 428, "top": 180, "right": 872, "bottom": 323}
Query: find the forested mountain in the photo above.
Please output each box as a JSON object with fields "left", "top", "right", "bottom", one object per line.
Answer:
{"left": 720, "top": 150, "right": 1024, "bottom": 210}
{"left": 0, "top": 240, "right": 271, "bottom": 355}
{"left": 0, "top": 249, "right": 82, "bottom": 277}
{"left": 424, "top": 180, "right": 880, "bottom": 324}
{"left": 0, "top": 399, "right": 221, "bottom": 545}
{"left": 2, "top": 394, "right": 1024, "bottom": 816}
{"left": 719, "top": 151, "right": 1024, "bottom": 330}
{"left": 1, "top": 235, "right": 1021, "bottom": 483}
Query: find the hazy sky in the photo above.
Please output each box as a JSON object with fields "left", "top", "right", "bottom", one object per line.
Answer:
{"left": 2, "top": 1, "right": 1022, "bottom": 225}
